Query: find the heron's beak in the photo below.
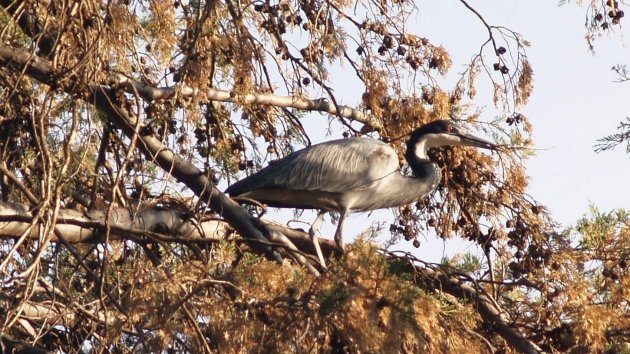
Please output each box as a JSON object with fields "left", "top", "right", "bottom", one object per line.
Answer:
{"left": 455, "top": 132, "right": 497, "bottom": 150}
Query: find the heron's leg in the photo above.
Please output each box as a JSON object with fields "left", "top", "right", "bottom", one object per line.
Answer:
{"left": 309, "top": 210, "right": 327, "bottom": 269}
{"left": 333, "top": 208, "right": 348, "bottom": 257}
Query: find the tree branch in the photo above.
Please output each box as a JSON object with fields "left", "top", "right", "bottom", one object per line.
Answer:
{"left": 0, "top": 201, "right": 337, "bottom": 256}
{"left": 389, "top": 252, "right": 544, "bottom": 354}
{"left": 0, "top": 0, "right": 57, "bottom": 58}
{"left": 115, "top": 75, "right": 382, "bottom": 130}
{"left": 1, "top": 334, "right": 50, "bottom": 354}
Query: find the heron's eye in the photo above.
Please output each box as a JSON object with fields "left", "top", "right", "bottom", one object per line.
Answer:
{"left": 447, "top": 125, "right": 455, "bottom": 133}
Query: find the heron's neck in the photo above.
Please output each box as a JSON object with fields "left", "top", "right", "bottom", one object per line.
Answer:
{"left": 367, "top": 153, "right": 440, "bottom": 211}
{"left": 407, "top": 154, "right": 440, "bottom": 180}
{"left": 405, "top": 139, "right": 439, "bottom": 180}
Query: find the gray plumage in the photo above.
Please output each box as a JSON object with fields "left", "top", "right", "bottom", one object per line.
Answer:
{"left": 227, "top": 138, "right": 438, "bottom": 211}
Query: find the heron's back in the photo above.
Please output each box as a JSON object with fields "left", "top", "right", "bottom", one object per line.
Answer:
{"left": 227, "top": 138, "right": 398, "bottom": 192}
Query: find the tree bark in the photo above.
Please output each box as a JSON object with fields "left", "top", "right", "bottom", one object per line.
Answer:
{"left": 115, "top": 75, "right": 381, "bottom": 130}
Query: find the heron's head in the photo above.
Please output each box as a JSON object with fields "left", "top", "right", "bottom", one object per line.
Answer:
{"left": 407, "top": 120, "right": 497, "bottom": 160}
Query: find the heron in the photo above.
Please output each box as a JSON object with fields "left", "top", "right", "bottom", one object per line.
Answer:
{"left": 226, "top": 119, "right": 497, "bottom": 265}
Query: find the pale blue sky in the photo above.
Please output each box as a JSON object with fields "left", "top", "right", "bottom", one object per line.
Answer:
{"left": 421, "top": 0, "right": 630, "bottom": 226}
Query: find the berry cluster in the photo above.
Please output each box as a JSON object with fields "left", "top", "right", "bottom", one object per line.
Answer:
{"left": 594, "top": 0, "right": 625, "bottom": 29}
{"left": 492, "top": 46, "right": 509, "bottom": 74}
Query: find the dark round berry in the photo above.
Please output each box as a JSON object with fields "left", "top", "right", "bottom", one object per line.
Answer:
{"left": 509, "top": 261, "right": 518, "bottom": 271}
{"left": 412, "top": 239, "right": 420, "bottom": 248}
{"left": 83, "top": 17, "right": 95, "bottom": 28}
{"left": 378, "top": 45, "right": 387, "bottom": 55}
{"left": 497, "top": 46, "right": 507, "bottom": 55}
{"left": 383, "top": 35, "right": 394, "bottom": 49}
{"left": 493, "top": 63, "right": 501, "bottom": 71}
{"left": 302, "top": 77, "right": 310, "bottom": 85}
{"left": 254, "top": 3, "right": 263, "bottom": 12}
{"left": 356, "top": 46, "right": 364, "bottom": 55}
{"left": 500, "top": 66, "right": 509, "bottom": 74}
{"left": 396, "top": 46, "right": 407, "bottom": 56}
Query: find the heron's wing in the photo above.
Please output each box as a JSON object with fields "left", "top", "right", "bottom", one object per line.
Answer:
{"left": 226, "top": 138, "right": 400, "bottom": 195}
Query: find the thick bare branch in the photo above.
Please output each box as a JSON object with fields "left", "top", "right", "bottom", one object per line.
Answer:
{"left": 0, "top": 201, "right": 226, "bottom": 242}
{"left": 116, "top": 76, "right": 382, "bottom": 130}
{"left": 0, "top": 201, "right": 338, "bottom": 255}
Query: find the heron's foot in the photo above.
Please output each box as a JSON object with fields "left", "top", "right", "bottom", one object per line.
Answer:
{"left": 309, "top": 216, "right": 327, "bottom": 269}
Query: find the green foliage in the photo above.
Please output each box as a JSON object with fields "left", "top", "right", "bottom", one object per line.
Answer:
{"left": 576, "top": 205, "right": 629, "bottom": 248}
